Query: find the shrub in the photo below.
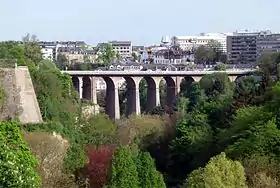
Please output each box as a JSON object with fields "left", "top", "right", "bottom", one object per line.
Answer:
{"left": 136, "top": 152, "right": 166, "bottom": 188}
{"left": 0, "top": 121, "right": 40, "bottom": 187}
{"left": 108, "top": 146, "right": 139, "bottom": 188}
{"left": 243, "top": 155, "right": 280, "bottom": 188}
{"left": 23, "top": 122, "right": 87, "bottom": 173}
{"left": 81, "top": 114, "right": 117, "bottom": 145}
{"left": 117, "top": 115, "right": 165, "bottom": 146}
{"left": 24, "top": 131, "right": 74, "bottom": 188}
{"left": 85, "top": 145, "right": 116, "bottom": 188}
{"left": 184, "top": 152, "right": 247, "bottom": 188}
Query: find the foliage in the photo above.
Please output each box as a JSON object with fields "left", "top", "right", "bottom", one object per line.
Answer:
{"left": 135, "top": 152, "right": 166, "bottom": 188}
{"left": 117, "top": 115, "right": 165, "bottom": 147}
{"left": 56, "top": 53, "right": 68, "bottom": 70}
{"left": 81, "top": 114, "right": 117, "bottom": 145}
{"left": 242, "top": 155, "right": 280, "bottom": 188}
{"left": 0, "top": 41, "right": 25, "bottom": 66}
{"left": 31, "top": 60, "right": 79, "bottom": 123}
{"left": 200, "top": 72, "right": 233, "bottom": 101}
{"left": 171, "top": 111, "right": 213, "bottom": 176}
{"left": 108, "top": 146, "right": 139, "bottom": 188}
{"left": 85, "top": 146, "right": 116, "bottom": 188}
{"left": 139, "top": 79, "right": 148, "bottom": 112}
{"left": 23, "top": 122, "right": 87, "bottom": 173}
{"left": 22, "top": 33, "right": 42, "bottom": 65}
{"left": 96, "top": 43, "right": 116, "bottom": 65}
{"left": 132, "top": 51, "right": 140, "bottom": 62}
{"left": 184, "top": 152, "right": 247, "bottom": 188}
{"left": 24, "top": 131, "right": 75, "bottom": 188}
{"left": 195, "top": 40, "right": 225, "bottom": 63}
{"left": 0, "top": 121, "right": 40, "bottom": 187}
{"left": 225, "top": 120, "right": 280, "bottom": 159}
{"left": 233, "top": 76, "right": 261, "bottom": 108}
{"left": 214, "top": 63, "right": 226, "bottom": 70}
{"left": 218, "top": 106, "right": 273, "bottom": 152}
{"left": 176, "top": 96, "right": 189, "bottom": 117}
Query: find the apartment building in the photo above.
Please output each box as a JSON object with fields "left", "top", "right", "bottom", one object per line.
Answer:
{"left": 40, "top": 41, "right": 57, "bottom": 61}
{"left": 109, "top": 41, "right": 132, "bottom": 57}
{"left": 171, "top": 33, "right": 231, "bottom": 52}
{"left": 57, "top": 47, "right": 96, "bottom": 64}
{"left": 227, "top": 30, "right": 280, "bottom": 64}
{"left": 227, "top": 31, "right": 258, "bottom": 64}
{"left": 153, "top": 46, "right": 195, "bottom": 64}
{"left": 257, "top": 31, "right": 280, "bottom": 54}
{"left": 40, "top": 41, "right": 87, "bottom": 61}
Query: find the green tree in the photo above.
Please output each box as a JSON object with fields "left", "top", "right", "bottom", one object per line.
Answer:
{"left": 116, "top": 53, "right": 121, "bottom": 62}
{"left": 0, "top": 41, "right": 25, "bottom": 66}
{"left": 195, "top": 45, "right": 211, "bottom": 63}
{"left": 176, "top": 96, "right": 189, "bottom": 117}
{"left": 132, "top": 52, "right": 140, "bottom": 62}
{"left": 97, "top": 43, "right": 116, "bottom": 65}
{"left": 242, "top": 155, "right": 280, "bottom": 188}
{"left": 22, "top": 33, "right": 42, "bottom": 66}
{"left": 0, "top": 121, "right": 40, "bottom": 187}
{"left": 233, "top": 76, "right": 260, "bottom": 108}
{"left": 139, "top": 79, "right": 148, "bottom": 112}
{"left": 225, "top": 120, "right": 280, "bottom": 159}
{"left": 108, "top": 147, "right": 139, "bottom": 188}
{"left": 184, "top": 152, "right": 247, "bottom": 188}
{"left": 195, "top": 40, "right": 223, "bottom": 63}
{"left": 200, "top": 72, "right": 233, "bottom": 101}
{"left": 56, "top": 53, "right": 68, "bottom": 70}
{"left": 183, "top": 82, "right": 205, "bottom": 111}
{"left": 136, "top": 152, "right": 166, "bottom": 188}
{"left": 170, "top": 111, "right": 213, "bottom": 181}
{"left": 31, "top": 60, "right": 79, "bottom": 123}
{"left": 218, "top": 106, "right": 274, "bottom": 158}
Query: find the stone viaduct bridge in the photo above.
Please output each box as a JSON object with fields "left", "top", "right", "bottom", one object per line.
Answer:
{"left": 62, "top": 69, "right": 257, "bottom": 119}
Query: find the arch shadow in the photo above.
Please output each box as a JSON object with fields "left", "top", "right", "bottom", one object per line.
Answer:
{"left": 72, "top": 76, "right": 79, "bottom": 93}
{"left": 103, "top": 76, "right": 118, "bottom": 119}
{"left": 82, "top": 76, "right": 91, "bottom": 100}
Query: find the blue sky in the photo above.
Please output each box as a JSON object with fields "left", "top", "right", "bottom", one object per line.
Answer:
{"left": 0, "top": 0, "right": 278, "bottom": 45}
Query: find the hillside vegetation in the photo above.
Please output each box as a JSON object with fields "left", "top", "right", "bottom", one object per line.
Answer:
{"left": 1, "top": 36, "right": 280, "bottom": 188}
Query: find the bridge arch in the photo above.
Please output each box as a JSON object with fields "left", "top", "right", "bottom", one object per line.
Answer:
{"left": 161, "top": 76, "right": 176, "bottom": 108}
{"left": 103, "top": 76, "right": 120, "bottom": 120}
{"left": 180, "top": 76, "right": 196, "bottom": 95}
{"left": 144, "top": 76, "right": 160, "bottom": 112}
{"left": 72, "top": 76, "right": 79, "bottom": 93}
{"left": 124, "top": 76, "right": 140, "bottom": 117}
{"left": 82, "top": 76, "right": 92, "bottom": 100}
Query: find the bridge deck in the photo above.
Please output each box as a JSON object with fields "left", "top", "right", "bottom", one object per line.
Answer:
{"left": 61, "top": 69, "right": 257, "bottom": 76}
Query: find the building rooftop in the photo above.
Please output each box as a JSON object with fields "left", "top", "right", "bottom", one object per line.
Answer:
{"left": 109, "top": 40, "right": 132, "bottom": 46}
{"left": 173, "top": 35, "right": 227, "bottom": 40}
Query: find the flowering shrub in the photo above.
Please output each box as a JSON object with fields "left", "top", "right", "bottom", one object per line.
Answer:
{"left": 86, "top": 145, "right": 116, "bottom": 188}
{"left": 0, "top": 121, "right": 40, "bottom": 187}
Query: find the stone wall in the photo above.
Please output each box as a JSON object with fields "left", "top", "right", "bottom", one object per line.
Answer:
{"left": 0, "top": 68, "right": 21, "bottom": 120}
{"left": 0, "top": 67, "right": 43, "bottom": 123}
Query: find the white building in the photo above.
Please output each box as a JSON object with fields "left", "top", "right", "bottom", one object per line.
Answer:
{"left": 171, "top": 33, "right": 232, "bottom": 52}
{"left": 40, "top": 41, "right": 87, "bottom": 61}
{"left": 41, "top": 47, "right": 54, "bottom": 60}
{"left": 109, "top": 41, "right": 132, "bottom": 57}
{"left": 153, "top": 48, "right": 195, "bottom": 64}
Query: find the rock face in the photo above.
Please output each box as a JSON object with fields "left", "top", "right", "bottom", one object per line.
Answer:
{"left": 0, "top": 66, "right": 43, "bottom": 123}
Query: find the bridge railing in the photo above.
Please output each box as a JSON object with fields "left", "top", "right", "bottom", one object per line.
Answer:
{"left": 61, "top": 68, "right": 258, "bottom": 76}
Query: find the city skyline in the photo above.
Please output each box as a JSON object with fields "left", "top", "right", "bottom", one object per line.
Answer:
{"left": 1, "top": 0, "right": 279, "bottom": 45}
